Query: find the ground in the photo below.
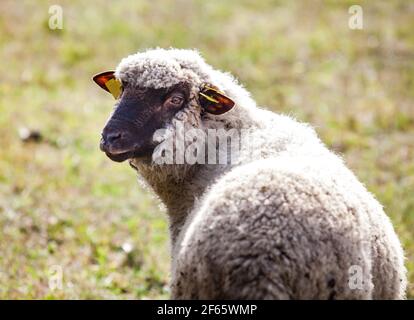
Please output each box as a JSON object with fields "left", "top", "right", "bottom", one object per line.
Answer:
{"left": 0, "top": 0, "right": 413, "bottom": 299}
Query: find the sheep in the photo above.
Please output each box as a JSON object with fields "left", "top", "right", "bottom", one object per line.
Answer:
{"left": 94, "top": 48, "right": 407, "bottom": 299}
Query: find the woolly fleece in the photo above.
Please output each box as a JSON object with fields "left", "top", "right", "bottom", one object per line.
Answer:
{"left": 115, "top": 48, "right": 407, "bottom": 299}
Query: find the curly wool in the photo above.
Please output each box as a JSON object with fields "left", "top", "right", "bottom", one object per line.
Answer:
{"left": 122, "top": 48, "right": 407, "bottom": 299}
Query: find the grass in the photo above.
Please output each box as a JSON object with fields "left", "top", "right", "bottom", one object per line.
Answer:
{"left": 0, "top": 0, "right": 413, "bottom": 299}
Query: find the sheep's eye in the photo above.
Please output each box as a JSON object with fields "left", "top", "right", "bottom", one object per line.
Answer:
{"left": 168, "top": 95, "right": 184, "bottom": 106}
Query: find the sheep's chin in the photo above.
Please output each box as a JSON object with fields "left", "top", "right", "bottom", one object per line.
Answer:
{"left": 128, "top": 157, "right": 151, "bottom": 170}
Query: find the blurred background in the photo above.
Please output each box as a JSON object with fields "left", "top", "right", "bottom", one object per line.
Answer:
{"left": 0, "top": 0, "right": 413, "bottom": 299}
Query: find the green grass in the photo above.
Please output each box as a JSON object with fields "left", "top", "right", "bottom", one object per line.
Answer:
{"left": 0, "top": 0, "right": 413, "bottom": 299}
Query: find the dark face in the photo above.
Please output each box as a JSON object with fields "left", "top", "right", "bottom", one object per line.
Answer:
{"left": 100, "top": 82, "right": 190, "bottom": 162}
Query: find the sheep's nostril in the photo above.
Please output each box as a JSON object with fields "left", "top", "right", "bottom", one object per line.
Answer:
{"left": 106, "top": 132, "right": 123, "bottom": 144}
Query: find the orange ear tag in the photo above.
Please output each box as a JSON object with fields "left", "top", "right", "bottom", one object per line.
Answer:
{"left": 199, "top": 85, "right": 235, "bottom": 115}
{"left": 92, "top": 71, "right": 122, "bottom": 99}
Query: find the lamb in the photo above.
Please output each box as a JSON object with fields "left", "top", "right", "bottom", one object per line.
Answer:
{"left": 93, "top": 48, "right": 407, "bottom": 299}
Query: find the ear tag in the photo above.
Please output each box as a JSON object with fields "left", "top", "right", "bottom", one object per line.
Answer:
{"left": 105, "top": 78, "right": 122, "bottom": 99}
{"left": 92, "top": 71, "right": 122, "bottom": 99}
{"left": 199, "top": 92, "right": 219, "bottom": 103}
{"left": 199, "top": 85, "right": 235, "bottom": 115}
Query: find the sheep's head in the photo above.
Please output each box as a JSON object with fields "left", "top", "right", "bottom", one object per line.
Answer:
{"left": 97, "top": 78, "right": 192, "bottom": 162}
{"left": 93, "top": 49, "right": 235, "bottom": 163}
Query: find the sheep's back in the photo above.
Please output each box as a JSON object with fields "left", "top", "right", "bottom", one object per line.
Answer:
{"left": 172, "top": 156, "right": 406, "bottom": 299}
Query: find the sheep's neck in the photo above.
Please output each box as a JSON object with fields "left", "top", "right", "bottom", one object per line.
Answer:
{"left": 159, "top": 178, "right": 205, "bottom": 244}
{"left": 133, "top": 162, "right": 229, "bottom": 245}
{"left": 132, "top": 162, "right": 206, "bottom": 242}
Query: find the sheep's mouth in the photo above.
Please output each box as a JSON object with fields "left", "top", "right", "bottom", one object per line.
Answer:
{"left": 105, "top": 147, "right": 153, "bottom": 163}
{"left": 105, "top": 151, "right": 135, "bottom": 162}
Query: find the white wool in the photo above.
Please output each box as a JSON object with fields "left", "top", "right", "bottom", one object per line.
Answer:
{"left": 119, "top": 48, "right": 407, "bottom": 299}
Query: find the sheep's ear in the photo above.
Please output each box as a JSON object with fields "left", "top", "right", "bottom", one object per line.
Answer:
{"left": 92, "top": 71, "right": 122, "bottom": 99}
{"left": 199, "top": 86, "right": 235, "bottom": 115}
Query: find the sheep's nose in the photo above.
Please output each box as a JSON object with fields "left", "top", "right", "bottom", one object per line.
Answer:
{"left": 106, "top": 131, "right": 123, "bottom": 144}
{"left": 100, "top": 130, "right": 124, "bottom": 152}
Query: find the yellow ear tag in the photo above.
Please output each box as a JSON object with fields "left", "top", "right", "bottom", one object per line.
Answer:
{"left": 105, "top": 78, "right": 122, "bottom": 99}
{"left": 199, "top": 92, "right": 219, "bottom": 103}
